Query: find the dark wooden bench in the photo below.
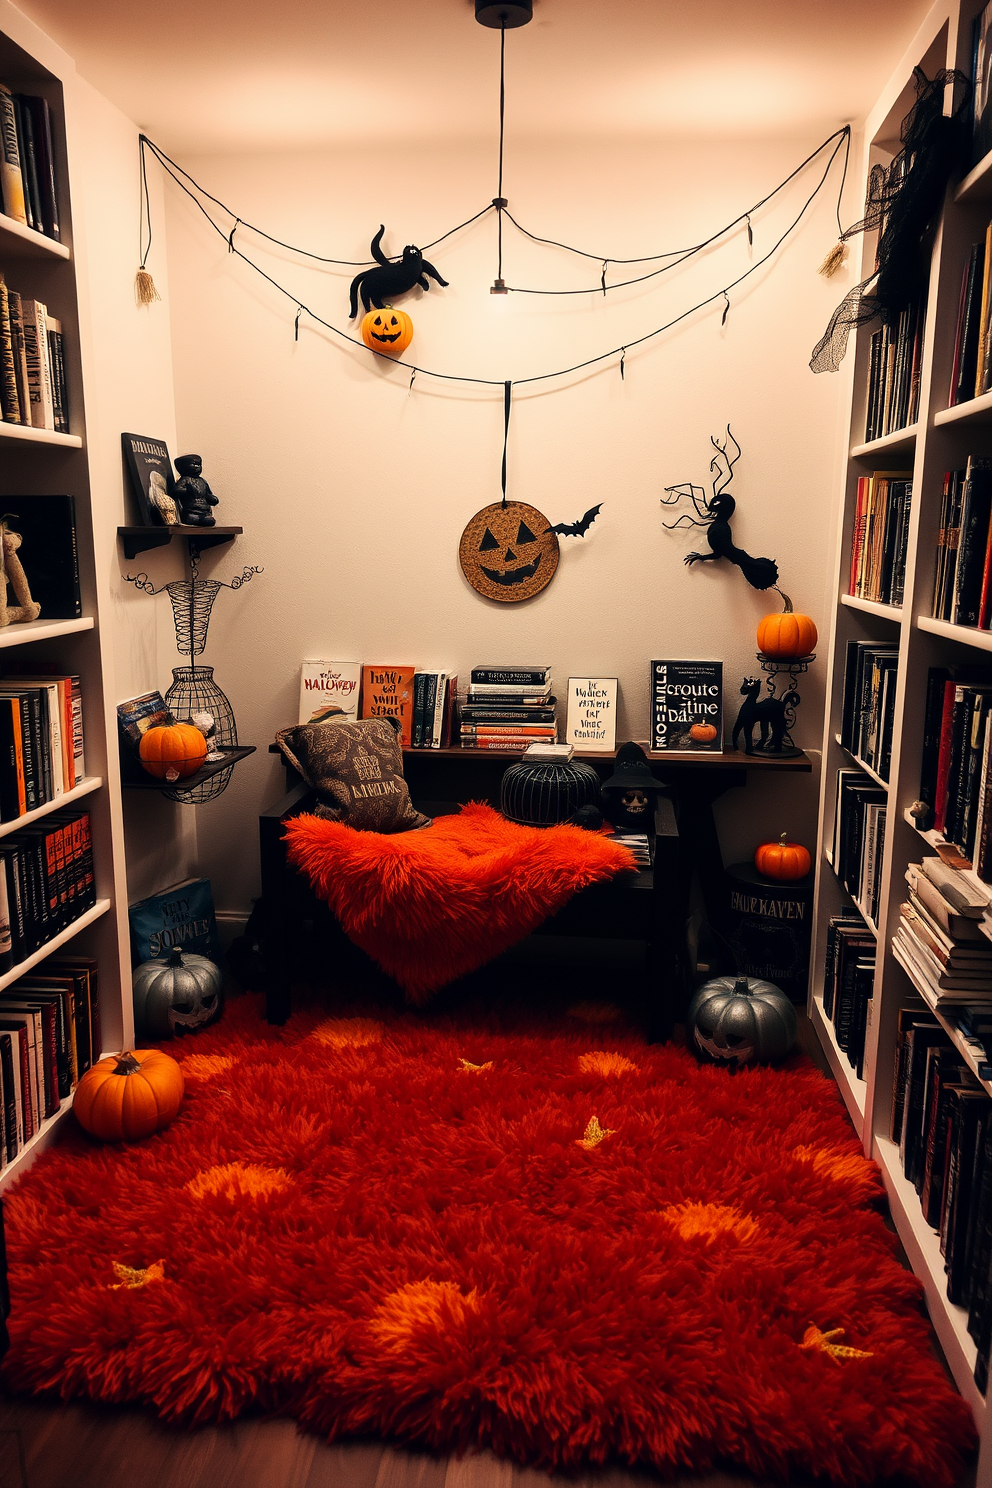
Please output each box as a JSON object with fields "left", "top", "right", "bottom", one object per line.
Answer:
{"left": 258, "top": 780, "right": 691, "bottom": 1041}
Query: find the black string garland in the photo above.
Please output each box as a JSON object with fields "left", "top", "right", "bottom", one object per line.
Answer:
{"left": 137, "top": 125, "right": 850, "bottom": 392}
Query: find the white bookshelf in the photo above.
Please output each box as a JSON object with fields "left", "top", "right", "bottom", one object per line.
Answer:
{"left": 0, "top": 1, "right": 133, "bottom": 1194}
{"left": 811, "top": 1, "right": 992, "bottom": 1477}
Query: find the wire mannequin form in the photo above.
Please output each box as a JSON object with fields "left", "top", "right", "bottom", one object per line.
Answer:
{"left": 136, "top": 123, "right": 850, "bottom": 393}
{"left": 124, "top": 549, "right": 261, "bottom": 802}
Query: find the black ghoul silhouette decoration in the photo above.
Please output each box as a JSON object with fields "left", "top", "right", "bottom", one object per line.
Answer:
{"left": 661, "top": 427, "right": 779, "bottom": 593}
{"left": 458, "top": 382, "right": 602, "bottom": 602}
{"left": 349, "top": 226, "right": 449, "bottom": 317}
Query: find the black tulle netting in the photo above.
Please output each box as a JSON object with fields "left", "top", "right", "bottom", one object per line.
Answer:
{"left": 811, "top": 67, "right": 971, "bottom": 374}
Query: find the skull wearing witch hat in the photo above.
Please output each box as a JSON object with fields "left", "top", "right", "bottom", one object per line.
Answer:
{"left": 601, "top": 741, "right": 665, "bottom": 832}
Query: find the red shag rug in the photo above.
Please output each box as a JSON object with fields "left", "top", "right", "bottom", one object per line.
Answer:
{"left": 1, "top": 994, "right": 975, "bottom": 1486}
{"left": 283, "top": 802, "right": 635, "bottom": 1000}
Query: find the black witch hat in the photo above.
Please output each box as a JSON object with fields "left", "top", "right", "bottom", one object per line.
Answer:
{"left": 601, "top": 741, "right": 664, "bottom": 793}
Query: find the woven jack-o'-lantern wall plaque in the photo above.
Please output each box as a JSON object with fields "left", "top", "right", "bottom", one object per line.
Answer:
{"left": 459, "top": 501, "right": 560, "bottom": 602}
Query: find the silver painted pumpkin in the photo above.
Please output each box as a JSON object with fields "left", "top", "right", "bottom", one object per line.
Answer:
{"left": 687, "top": 975, "right": 796, "bottom": 1067}
{"left": 132, "top": 947, "right": 223, "bottom": 1039}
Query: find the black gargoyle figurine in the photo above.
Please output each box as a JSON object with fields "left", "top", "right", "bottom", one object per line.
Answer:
{"left": 173, "top": 454, "right": 219, "bottom": 527}
{"left": 661, "top": 426, "right": 779, "bottom": 592}
{"left": 349, "top": 226, "right": 449, "bottom": 317}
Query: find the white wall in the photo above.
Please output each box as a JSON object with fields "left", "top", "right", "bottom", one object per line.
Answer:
{"left": 157, "top": 132, "right": 851, "bottom": 915}
{"left": 69, "top": 74, "right": 198, "bottom": 902}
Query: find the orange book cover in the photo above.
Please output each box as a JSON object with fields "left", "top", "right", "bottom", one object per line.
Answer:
{"left": 361, "top": 665, "right": 416, "bottom": 746}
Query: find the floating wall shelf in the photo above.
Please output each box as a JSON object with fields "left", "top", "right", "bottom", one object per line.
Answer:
{"left": 116, "top": 525, "right": 244, "bottom": 560}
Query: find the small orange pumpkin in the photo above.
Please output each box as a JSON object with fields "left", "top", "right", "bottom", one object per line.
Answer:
{"left": 756, "top": 593, "right": 817, "bottom": 660}
{"left": 361, "top": 307, "right": 413, "bottom": 356}
{"left": 74, "top": 1049, "right": 184, "bottom": 1142}
{"left": 689, "top": 722, "right": 718, "bottom": 743}
{"left": 139, "top": 722, "right": 207, "bottom": 780}
{"left": 754, "top": 832, "right": 812, "bottom": 881}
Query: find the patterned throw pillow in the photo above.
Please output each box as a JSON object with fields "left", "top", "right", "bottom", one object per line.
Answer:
{"left": 275, "top": 717, "right": 430, "bottom": 833}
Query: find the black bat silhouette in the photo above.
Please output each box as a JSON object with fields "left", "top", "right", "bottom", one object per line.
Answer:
{"left": 550, "top": 504, "right": 602, "bottom": 538}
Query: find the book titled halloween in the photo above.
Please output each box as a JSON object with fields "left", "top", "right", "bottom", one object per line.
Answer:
{"left": 650, "top": 660, "right": 723, "bottom": 751}
{"left": 298, "top": 659, "right": 361, "bottom": 725}
{"left": 360, "top": 665, "right": 416, "bottom": 746}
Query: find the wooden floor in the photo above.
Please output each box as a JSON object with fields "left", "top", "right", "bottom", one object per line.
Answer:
{"left": 0, "top": 992, "right": 977, "bottom": 1488}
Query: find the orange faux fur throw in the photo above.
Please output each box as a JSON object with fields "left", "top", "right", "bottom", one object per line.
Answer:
{"left": 284, "top": 802, "right": 635, "bottom": 1002}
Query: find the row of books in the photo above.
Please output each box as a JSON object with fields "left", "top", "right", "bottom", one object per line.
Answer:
{"left": 847, "top": 471, "right": 912, "bottom": 607}
{"left": 0, "top": 807, "right": 96, "bottom": 970}
{"left": 931, "top": 459, "right": 992, "bottom": 627}
{"left": 917, "top": 665, "right": 992, "bottom": 873}
{"left": 892, "top": 861, "right": 992, "bottom": 1011}
{"left": 460, "top": 664, "right": 557, "bottom": 752}
{"left": 0, "top": 958, "right": 99, "bottom": 1163}
{"left": 864, "top": 303, "right": 923, "bottom": 444}
{"left": 0, "top": 83, "right": 59, "bottom": 241}
{"left": 0, "top": 674, "right": 84, "bottom": 822}
{"left": 890, "top": 1008, "right": 992, "bottom": 1391}
{"left": 0, "top": 279, "right": 69, "bottom": 432}
{"left": 948, "top": 229, "right": 992, "bottom": 406}
{"left": 832, "top": 770, "right": 886, "bottom": 925}
{"left": 840, "top": 640, "right": 897, "bottom": 783}
{"left": 822, "top": 913, "right": 875, "bottom": 1077}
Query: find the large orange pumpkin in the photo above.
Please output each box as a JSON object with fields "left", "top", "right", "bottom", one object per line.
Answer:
{"left": 361, "top": 307, "right": 413, "bottom": 356}
{"left": 756, "top": 593, "right": 817, "bottom": 660}
{"left": 74, "top": 1049, "right": 184, "bottom": 1142}
{"left": 139, "top": 722, "right": 207, "bottom": 780}
{"left": 754, "top": 832, "right": 812, "bottom": 881}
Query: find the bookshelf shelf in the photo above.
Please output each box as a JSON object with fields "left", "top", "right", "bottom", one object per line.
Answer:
{"left": 955, "top": 147, "right": 992, "bottom": 204}
{"left": 903, "top": 809, "right": 992, "bottom": 905}
{"left": 835, "top": 735, "right": 890, "bottom": 792}
{"left": 934, "top": 389, "right": 992, "bottom": 426}
{"left": 0, "top": 422, "right": 81, "bottom": 449}
{"left": 0, "top": 1094, "right": 74, "bottom": 1194}
{"left": 892, "top": 940, "right": 992, "bottom": 1097}
{"left": 810, "top": 996, "right": 866, "bottom": 1135}
{"left": 850, "top": 424, "right": 919, "bottom": 460}
{"left": 873, "top": 1134, "right": 986, "bottom": 1421}
{"left": 0, "top": 615, "right": 93, "bottom": 649}
{"left": 0, "top": 209, "right": 69, "bottom": 260}
{"left": 0, "top": 775, "right": 102, "bottom": 842}
{"left": 917, "top": 615, "right": 992, "bottom": 652}
{"left": 839, "top": 594, "right": 903, "bottom": 621}
{"left": 116, "top": 525, "right": 243, "bottom": 561}
{"left": 0, "top": 899, "right": 110, "bottom": 996}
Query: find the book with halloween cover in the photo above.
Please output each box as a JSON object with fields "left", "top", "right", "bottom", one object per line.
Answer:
{"left": 650, "top": 660, "right": 722, "bottom": 751}
{"left": 361, "top": 665, "right": 416, "bottom": 746}
{"left": 298, "top": 659, "right": 361, "bottom": 725}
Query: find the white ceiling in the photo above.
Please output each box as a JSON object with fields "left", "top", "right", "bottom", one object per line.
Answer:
{"left": 17, "top": 0, "right": 934, "bottom": 153}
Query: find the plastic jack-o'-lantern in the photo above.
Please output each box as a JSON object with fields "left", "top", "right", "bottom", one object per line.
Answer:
{"left": 361, "top": 307, "right": 413, "bottom": 356}
{"left": 459, "top": 501, "right": 560, "bottom": 603}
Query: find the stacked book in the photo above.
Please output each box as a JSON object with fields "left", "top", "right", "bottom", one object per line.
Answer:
{"left": 0, "top": 806, "right": 96, "bottom": 968}
{"left": 410, "top": 670, "right": 458, "bottom": 749}
{"left": 890, "top": 1006, "right": 992, "bottom": 1392}
{"left": 892, "top": 860, "right": 992, "bottom": 1012}
{"left": 864, "top": 300, "right": 924, "bottom": 443}
{"left": 822, "top": 913, "right": 876, "bottom": 1077}
{"left": 0, "top": 276, "right": 69, "bottom": 432}
{"left": 0, "top": 81, "right": 60, "bottom": 241}
{"left": 459, "top": 664, "right": 557, "bottom": 752}
{"left": 946, "top": 217, "right": 992, "bottom": 406}
{"left": 847, "top": 470, "right": 912, "bottom": 606}
{"left": 0, "top": 958, "right": 100, "bottom": 1161}
{"left": 832, "top": 770, "right": 886, "bottom": 924}
{"left": 931, "top": 458, "right": 992, "bottom": 627}
{"left": 0, "top": 674, "right": 85, "bottom": 820}
{"left": 917, "top": 664, "right": 992, "bottom": 863}
{"left": 840, "top": 639, "right": 898, "bottom": 783}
